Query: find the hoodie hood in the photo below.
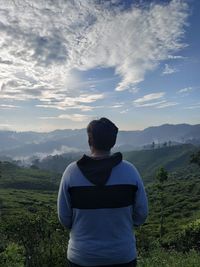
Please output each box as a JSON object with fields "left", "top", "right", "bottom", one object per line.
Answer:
{"left": 77, "top": 152, "right": 122, "bottom": 186}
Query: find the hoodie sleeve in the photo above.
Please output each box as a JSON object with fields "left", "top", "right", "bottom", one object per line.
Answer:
{"left": 57, "top": 166, "right": 73, "bottom": 229}
{"left": 132, "top": 168, "right": 148, "bottom": 226}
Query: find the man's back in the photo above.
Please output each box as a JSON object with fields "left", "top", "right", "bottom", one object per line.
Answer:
{"left": 57, "top": 152, "right": 148, "bottom": 266}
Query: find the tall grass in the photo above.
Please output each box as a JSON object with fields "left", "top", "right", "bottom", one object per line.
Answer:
{"left": 138, "top": 249, "right": 200, "bottom": 267}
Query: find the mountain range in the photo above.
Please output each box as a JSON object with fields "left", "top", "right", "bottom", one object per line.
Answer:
{"left": 0, "top": 123, "right": 200, "bottom": 159}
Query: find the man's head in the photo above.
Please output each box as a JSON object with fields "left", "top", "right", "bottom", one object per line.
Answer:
{"left": 87, "top": 117, "right": 118, "bottom": 152}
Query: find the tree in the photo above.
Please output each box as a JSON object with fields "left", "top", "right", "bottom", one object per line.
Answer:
{"left": 0, "top": 161, "right": 2, "bottom": 179}
{"left": 190, "top": 150, "right": 200, "bottom": 167}
{"left": 156, "top": 167, "right": 168, "bottom": 243}
{"left": 0, "top": 243, "right": 25, "bottom": 267}
{"left": 162, "top": 142, "right": 167, "bottom": 148}
{"left": 172, "top": 219, "right": 200, "bottom": 252}
{"left": 151, "top": 141, "right": 155, "bottom": 149}
{"left": 2, "top": 210, "right": 69, "bottom": 267}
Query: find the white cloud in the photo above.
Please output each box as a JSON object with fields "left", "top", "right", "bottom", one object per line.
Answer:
{"left": 167, "top": 55, "right": 185, "bottom": 59}
{"left": 155, "top": 102, "right": 178, "bottom": 108}
{"left": 0, "top": 104, "right": 20, "bottom": 109}
{"left": 184, "top": 103, "right": 200, "bottom": 109}
{"left": 40, "top": 113, "right": 92, "bottom": 122}
{"left": 58, "top": 114, "right": 91, "bottom": 122}
{"left": 35, "top": 93, "right": 104, "bottom": 111}
{"left": 133, "top": 93, "right": 178, "bottom": 109}
{"left": 0, "top": 123, "right": 12, "bottom": 129}
{"left": 36, "top": 104, "right": 93, "bottom": 111}
{"left": 178, "top": 86, "right": 193, "bottom": 93}
{"left": 120, "top": 109, "right": 129, "bottom": 114}
{"left": 110, "top": 104, "right": 124, "bottom": 108}
{"left": 133, "top": 92, "right": 165, "bottom": 104}
{"left": 162, "top": 64, "right": 178, "bottom": 75}
{"left": 134, "top": 100, "right": 166, "bottom": 107}
{"left": 0, "top": 0, "right": 189, "bottom": 105}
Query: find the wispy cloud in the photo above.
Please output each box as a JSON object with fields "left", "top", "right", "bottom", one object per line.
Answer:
{"left": 134, "top": 92, "right": 165, "bottom": 104}
{"left": 0, "top": 123, "right": 12, "bottom": 129}
{"left": 58, "top": 114, "right": 91, "bottom": 122}
{"left": 167, "top": 55, "right": 186, "bottom": 59}
{"left": 0, "top": 104, "right": 20, "bottom": 109}
{"left": 134, "top": 100, "right": 166, "bottom": 107}
{"left": 40, "top": 113, "right": 92, "bottom": 122}
{"left": 178, "top": 86, "right": 193, "bottom": 93}
{"left": 162, "top": 64, "right": 178, "bottom": 75}
{"left": 36, "top": 93, "right": 104, "bottom": 111}
{"left": 0, "top": 0, "right": 189, "bottom": 106}
{"left": 120, "top": 109, "right": 129, "bottom": 114}
{"left": 155, "top": 102, "right": 179, "bottom": 108}
{"left": 133, "top": 92, "right": 179, "bottom": 109}
{"left": 184, "top": 103, "right": 200, "bottom": 109}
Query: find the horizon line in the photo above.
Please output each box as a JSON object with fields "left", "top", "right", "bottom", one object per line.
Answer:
{"left": 0, "top": 122, "right": 199, "bottom": 134}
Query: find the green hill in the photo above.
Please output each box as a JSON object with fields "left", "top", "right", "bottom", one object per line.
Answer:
{"left": 145, "top": 168, "right": 200, "bottom": 241}
{"left": 29, "top": 144, "right": 199, "bottom": 184}
{"left": 123, "top": 144, "right": 199, "bottom": 182}
{"left": 0, "top": 161, "right": 60, "bottom": 190}
{"left": 0, "top": 147, "right": 200, "bottom": 266}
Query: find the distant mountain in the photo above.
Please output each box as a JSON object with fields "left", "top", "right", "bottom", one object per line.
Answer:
{"left": 0, "top": 123, "right": 200, "bottom": 158}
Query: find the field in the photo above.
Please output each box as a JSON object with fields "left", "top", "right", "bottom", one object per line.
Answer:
{"left": 0, "top": 145, "right": 200, "bottom": 266}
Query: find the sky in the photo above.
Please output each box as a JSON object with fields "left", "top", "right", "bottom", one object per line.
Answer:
{"left": 0, "top": 0, "right": 200, "bottom": 132}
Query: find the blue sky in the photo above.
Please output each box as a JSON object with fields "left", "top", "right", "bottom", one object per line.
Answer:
{"left": 0, "top": 0, "right": 199, "bottom": 132}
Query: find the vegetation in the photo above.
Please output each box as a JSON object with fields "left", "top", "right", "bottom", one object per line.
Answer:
{"left": 0, "top": 145, "right": 200, "bottom": 266}
{"left": 190, "top": 150, "right": 200, "bottom": 167}
{"left": 29, "top": 144, "right": 199, "bottom": 182}
{"left": 155, "top": 167, "right": 168, "bottom": 242}
{"left": 137, "top": 249, "right": 200, "bottom": 267}
{"left": 124, "top": 144, "right": 199, "bottom": 182}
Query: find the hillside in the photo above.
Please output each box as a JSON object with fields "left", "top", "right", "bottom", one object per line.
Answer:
{"left": 0, "top": 161, "right": 60, "bottom": 191}
{"left": 29, "top": 144, "right": 199, "bottom": 183}
{"left": 0, "top": 149, "right": 200, "bottom": 266}
{"left": 1, "top": 155, "right": 200, "bottom": 241}
{"left": 124, "top": 144, "right": 200, "bottom": 182}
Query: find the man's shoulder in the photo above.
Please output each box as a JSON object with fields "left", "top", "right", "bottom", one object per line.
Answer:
{"left": 62, "top": 161, "right": 78, "bottom": 178}
{"left": 119, "top": 159, "right": 138, "bottom": 171}
{"left": 111, "top": 159, "right": 141, "bottom": 184}
{"left": 119, "top": 159, "right": 141, "bottom": 177}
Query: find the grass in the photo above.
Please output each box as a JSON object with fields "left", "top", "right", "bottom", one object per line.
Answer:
{"left": 138, "top": 249, "right": 200, "bottom": 267}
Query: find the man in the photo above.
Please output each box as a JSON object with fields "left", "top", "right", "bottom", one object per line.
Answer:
{"left": 57, "top": 117, "right": 148, "bottom": 267}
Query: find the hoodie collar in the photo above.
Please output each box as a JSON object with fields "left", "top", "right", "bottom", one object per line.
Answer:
{"left": 77, "top": 152, "right": 122, "bottom": 186}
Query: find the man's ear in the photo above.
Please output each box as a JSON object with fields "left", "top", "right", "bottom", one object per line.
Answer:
{"left": 88, "top": 137, "right": 92, "bottom": 147}
{"left": 88, "top": 137, "right": 91, "bottom": 147}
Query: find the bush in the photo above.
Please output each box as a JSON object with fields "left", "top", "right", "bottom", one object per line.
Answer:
{"left": 0, "top": 243, "right": 24, "bottom": 267}
{"left": 171, "top": 219, "right": 200, "bottom": 252}
{"left": 138, "top": 248, "right": 200, "bottom": 267}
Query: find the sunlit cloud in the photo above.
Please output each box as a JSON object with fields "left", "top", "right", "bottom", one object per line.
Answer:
{"left": 0, "top": 123, "right": 12, "bottom": 129}
{"left": 36, "top": 93, "right": 104, "bottom": 111}
{"left": 0, "top": 0, "right": 188, "bottom": 103}
{"left": 0, "top": 0, "right": 195, "bottom": 131}
{"left": 40, "top": 113, "right": 92, "bottom": 122}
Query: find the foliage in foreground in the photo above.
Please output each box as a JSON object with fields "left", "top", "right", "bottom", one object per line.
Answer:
{"left": 138, "top": 249, "right": 200, "bottom": 267}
